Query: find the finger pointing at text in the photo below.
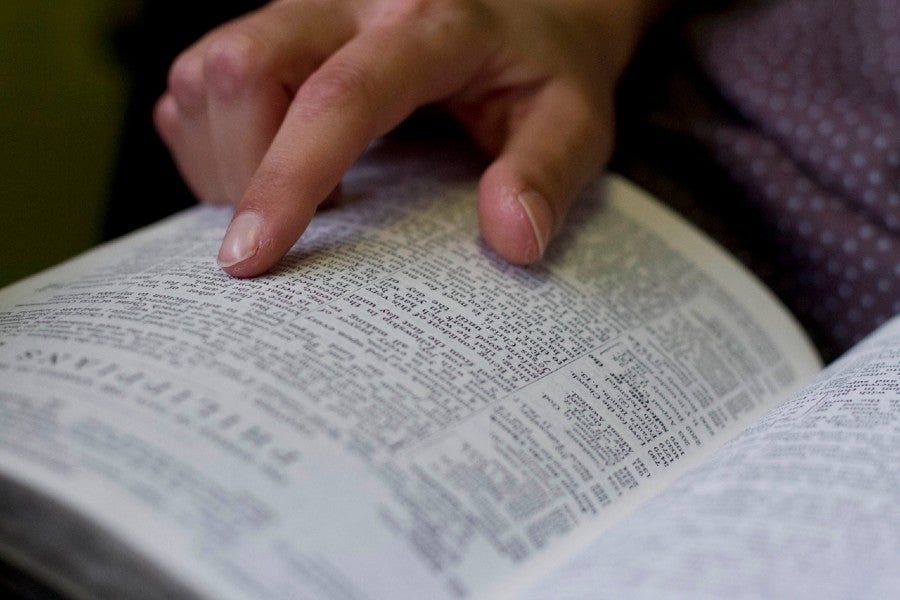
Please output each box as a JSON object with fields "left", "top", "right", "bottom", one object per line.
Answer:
{"left": 154, "top": 0, "right": 668, "bottom": 277}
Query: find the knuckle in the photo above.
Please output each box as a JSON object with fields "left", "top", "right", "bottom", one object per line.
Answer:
{"left": 387, "top": 0, "right": 484, "bottom": 34}
{"left": 390, "top": 0, "right": 471, "bottom": 20}
{"left": 380, "top": 0, "right": 495, "bottom": 58}
{"left": 300, "top": 60, "right": 376, "bottom": 118}
{"left": 203, "top": 31, "right": 268, "bottom": 99}
{"left": 152, "top": 95, "right": 180, "bottom": 141}
{"left": 167, "top": 52, "right": 206, "bottom": 110}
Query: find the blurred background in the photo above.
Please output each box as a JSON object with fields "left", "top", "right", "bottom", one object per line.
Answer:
{"left": 0, "top": 1, "right": 132, "bottom": 287}
{"left": 0, "top": 1, "right": 258, "bottom": 289}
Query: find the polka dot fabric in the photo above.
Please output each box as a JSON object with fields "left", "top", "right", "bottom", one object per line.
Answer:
{"left": 688, "top": 0, "right": 900, "bottom": 361}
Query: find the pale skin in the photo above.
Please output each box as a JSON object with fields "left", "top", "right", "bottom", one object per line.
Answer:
{"left": 154, "top": 0, "right": 668, "bottom": 277}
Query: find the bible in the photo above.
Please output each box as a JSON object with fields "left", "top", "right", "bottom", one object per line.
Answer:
{"left": 1, "top": 142, "right": 897, "bottom": 599}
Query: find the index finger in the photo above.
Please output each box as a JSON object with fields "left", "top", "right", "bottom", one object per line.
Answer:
{"left": 217, "top": 10, "right": 496, "bottom": 276}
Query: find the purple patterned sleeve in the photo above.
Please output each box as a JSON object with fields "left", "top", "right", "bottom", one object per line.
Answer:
{"left": 657, "top": 0, "right": 899, "bottom": 360}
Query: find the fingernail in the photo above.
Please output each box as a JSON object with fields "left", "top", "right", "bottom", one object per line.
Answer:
{"left": 517, "top": 190, "right": 552, "bottom": 260}
{"left": 217, "top": 211, "right": 261, "bottom": 268}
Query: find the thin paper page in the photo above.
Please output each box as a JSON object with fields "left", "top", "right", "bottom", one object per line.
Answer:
{"left": 0, "top": 145, "right": 819, "bottom": 599}
{"left": 526, "top": 315, "right": 900, "bottom": 600}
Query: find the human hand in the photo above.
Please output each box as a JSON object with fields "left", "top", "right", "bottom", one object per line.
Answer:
{"left": 154, "top": 0, "right": 667, "bottom": 277}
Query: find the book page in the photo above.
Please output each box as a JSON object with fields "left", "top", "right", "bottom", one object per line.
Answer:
{"left": 526, "top": 315, "right": 900, "bottom": 599}
{"left": 0, "top": 142, "right": 819, "bottom": 599}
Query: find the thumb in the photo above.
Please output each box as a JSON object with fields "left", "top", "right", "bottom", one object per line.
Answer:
{"left": 477, "top": 79, "right": 614, "bottom": 264}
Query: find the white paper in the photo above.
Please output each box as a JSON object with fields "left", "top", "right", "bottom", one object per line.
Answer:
{"left": 526, "top": 315, "right": 900, "bottom": 600}
{"left": 0, "top": 145, "right": 820, "bottom": 599}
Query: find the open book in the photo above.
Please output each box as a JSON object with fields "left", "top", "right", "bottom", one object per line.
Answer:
{"left": 1, "top": 142, "right": 897, "bottom": 599}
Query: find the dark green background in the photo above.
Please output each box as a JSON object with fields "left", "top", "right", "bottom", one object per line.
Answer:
{"left": 0, "top": 1, "right": 130, "bottom": 287}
